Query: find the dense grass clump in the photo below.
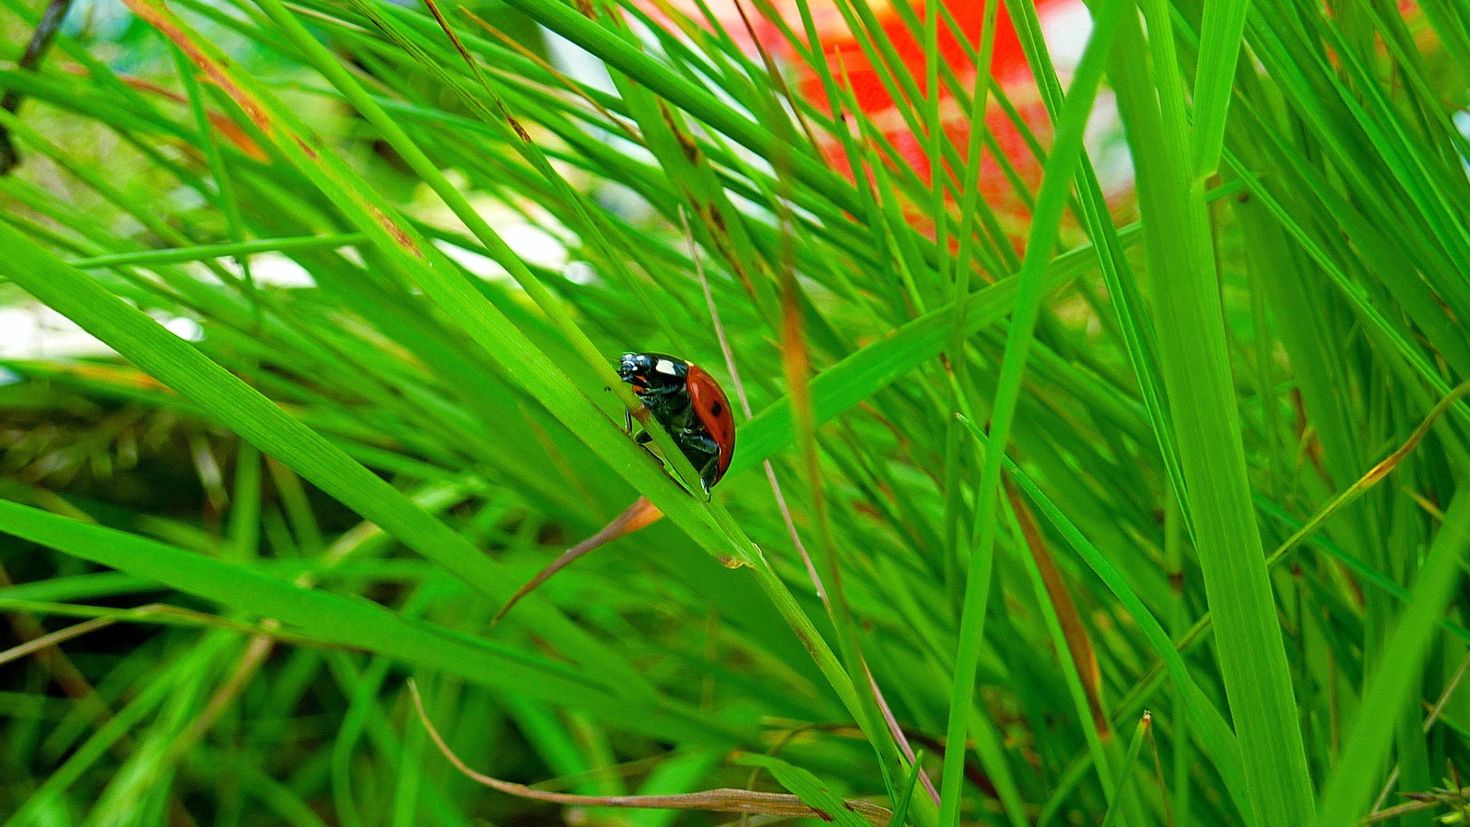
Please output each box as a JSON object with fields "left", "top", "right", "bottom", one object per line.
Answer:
{"left": 1, "top": 0, "right": 1469, "bottom": 824}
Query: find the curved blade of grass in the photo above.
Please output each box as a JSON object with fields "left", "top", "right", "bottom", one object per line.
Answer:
{"left": 0, "top": 499, "right": 699, "bottom": 729}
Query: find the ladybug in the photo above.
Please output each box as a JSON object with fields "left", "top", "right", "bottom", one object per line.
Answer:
{"left": 618, "top": 351, "right": 735, "bottom": 492}
{"left": 492, "top": 352, "right": 736, "bottom": 623}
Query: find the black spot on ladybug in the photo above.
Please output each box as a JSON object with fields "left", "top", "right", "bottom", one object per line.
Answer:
{"left": 711, "top": 402, "right": 723, "bottom": 415}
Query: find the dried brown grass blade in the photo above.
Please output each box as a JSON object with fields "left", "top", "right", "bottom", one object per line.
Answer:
{"left": 1004, "top": 477, "right": 1107, "bottom": 737}
{"left": 407, "top": 680, "right": 892, "bottom": 824}
{"left": 493, "top": 495, "right": 664, "bottom": 624}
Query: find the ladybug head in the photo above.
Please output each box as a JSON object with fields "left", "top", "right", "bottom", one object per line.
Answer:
{"left": 618, "top": 352, "right": 688, "bottom": 396}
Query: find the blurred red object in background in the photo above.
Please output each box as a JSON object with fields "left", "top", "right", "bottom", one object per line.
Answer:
{"left": 755, "top": 0, "right": 1071, "bottom": 110}
{"left": 645, "top": 0, "right": 1085, "bottom": 248}
{"left": 781, "top": 0, "right": 1078, "bottom": 245}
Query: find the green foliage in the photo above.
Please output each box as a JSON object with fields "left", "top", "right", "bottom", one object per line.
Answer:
{"left": 1, "top": 0, "right": 1468, "bottom": 824}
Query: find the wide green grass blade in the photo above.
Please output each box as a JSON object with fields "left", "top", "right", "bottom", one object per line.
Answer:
{"left": 1191, "top": 0, "right": 1252, "bottom": 177}
{"left": 1112, "top": 4, "right": 1317, "bottom": 822}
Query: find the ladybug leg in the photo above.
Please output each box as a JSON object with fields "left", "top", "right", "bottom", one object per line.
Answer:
{"left": 676, "top": 428, "right": 721, "bottom": 496}
{"left": 699, "top": 457, "right": 717, "bottom": 499}
{"left": 678, "top": 428, "right": 719, "bottom": 452}
{"left": 625, "top": 411, "right": 657, "bottom": 458}
{"left": 632, "top": 430, "right": 666, "bottom": 471}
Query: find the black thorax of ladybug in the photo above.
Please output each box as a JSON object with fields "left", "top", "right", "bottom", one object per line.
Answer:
{"left": 617, "top": 351, "right": 735, "bottom": 493}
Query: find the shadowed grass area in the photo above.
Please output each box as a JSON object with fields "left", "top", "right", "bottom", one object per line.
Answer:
{"left": 1, "top": 0, "right": 1468, "bottom": 824}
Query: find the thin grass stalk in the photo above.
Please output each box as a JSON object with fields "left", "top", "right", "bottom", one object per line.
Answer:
{"left": 936, "top": 3, "right": 1127, "bottom": 821}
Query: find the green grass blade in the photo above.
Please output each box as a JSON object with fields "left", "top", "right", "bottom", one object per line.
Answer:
{"left": 1099, "top": 713, "right": 1150, "bottom": 827}
{"left": 1191, "top": 0, "right": 1252, "bottom": 177}
{"left": 937, "top": 2, "right": 1128, "bottom": 822}
{"left": 733, "top": 753, "right": 871, "bottom": 827}
{"left": 1317, "top": 488, "right": 1470, "bottom": 825}
{"left": 1114, "top": 4, "right": 1317, "bottom": 821}
{"left": 0, "top": 497, "right": 742, "bottom": 743}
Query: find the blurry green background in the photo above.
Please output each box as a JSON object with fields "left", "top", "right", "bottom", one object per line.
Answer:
{"left": 2, "top": 0, "right": 1469, "bottom": 824}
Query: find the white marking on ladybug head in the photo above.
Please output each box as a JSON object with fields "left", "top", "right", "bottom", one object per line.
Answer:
{"left": 654, "top": 359, "right": 679, "bottom": 376}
